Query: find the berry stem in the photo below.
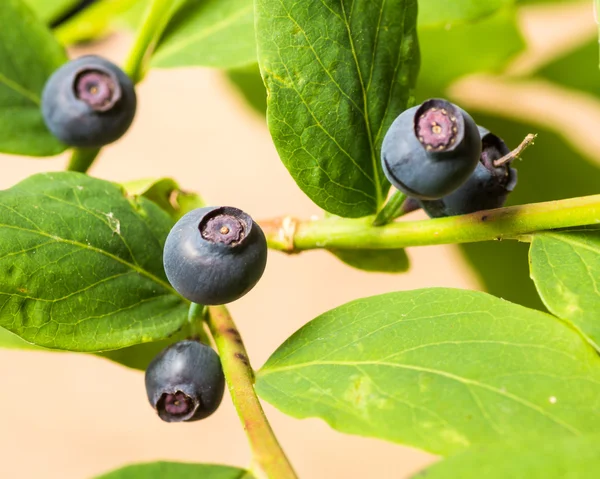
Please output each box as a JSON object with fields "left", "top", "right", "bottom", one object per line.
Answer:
{"left": 260, "top": 194, "right": 600, "bottom": 252}
{"left": 206, "top": 305, "right": 298, "bottom": 479}
{"left": 123, "top": 0, "right": 174, "bottom": 84}
{"left": 493, "top": 133, "right": 537, "bottom": 167}
{"left": 67, "top": 147, "right": 100, "bottom": 173}
{"left": 187, "top": 303, "right": 211, "bottom": 345}
{"left": 373, "top": 190, "right": 407, "bottom": 226}
{"left": 67, "top": 0, "right": 175, "bottom": 174}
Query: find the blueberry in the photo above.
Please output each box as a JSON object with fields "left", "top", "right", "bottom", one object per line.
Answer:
{"left": 420, "top": 126, "right": 518, "bottom": 218}
{"left": 41, "top": 55, "right": 136, "bottom": 148}
{"left": 381, "top": 98, "right": 481, "bottom": 200}
{"left": 163, "top": 206, "right": 268, "bottom": 305}
{"left": 145, "top": 340, "right": 225, "bottom": 422}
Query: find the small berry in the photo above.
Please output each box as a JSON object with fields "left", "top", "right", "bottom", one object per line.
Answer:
{"left": 145, "top": 340, "right": 225, "bottom": 423}
{"left": 381, "top": 98, "right": 481, "bottom": 200}
{"left": 420, "top": 126, "right": 518, "bottom": 218}
{"left": 163, "top": 206, "right": 268, "bottom": 305}
{"left": 41, "top": 55, "right": 136, "bottom": 148}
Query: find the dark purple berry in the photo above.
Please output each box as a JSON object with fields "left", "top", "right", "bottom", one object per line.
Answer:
{"left": 420, "top": 126, "right": 518, "bottom": 218}
{"left": 145, "top": 340, "right": 225, "bottom": 423}
{"left": 163, "top": 206, "right": 267, "bottom": 305}
{"left": 381, "top": 98, "right": 481, "bottom": 200}
{"left": 41, "top": 55, "right": 136, "bottom": 148}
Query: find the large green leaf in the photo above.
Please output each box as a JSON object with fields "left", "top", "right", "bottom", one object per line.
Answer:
{"left": 0, "top": 0, "right": 68, "bottom": 156}
{"left": 22, "top": 0, "right": 78, "bottom": 23}
{"left": 96, "top": 462, "right": 251, "bottom": 479}
{"left": 530, "top": 227, "right": 600, "bottom": 351}
{"left": 412, "top": 434, "right": 600, "bottom": 479}
{"left": 256, "top": 288, "right": 600, "bottom": 456}
{"left": 418, "top": 7, "right": 524, "bottom": 95}
{"left": 418, "top": 0, "right": 514, "bottom": 28}
{"left": 458, "top": 112, "right": 600, "bottom": 311}
{"left": 256, "top": 0, "right": 419, "bottom": 218}
{"left": 152, "top": 0, "right": 255, "bottom": 69}
{"left": 0, "top": 172, "right": 188, "bottom": 351}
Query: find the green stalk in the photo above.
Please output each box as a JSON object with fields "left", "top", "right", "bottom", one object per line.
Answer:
{"left": 207, "top": 306, "right": 297, "bottom": 479}
{"left": 67, "top": 0, "right": 174, "bottom": 173}
{"left": 261, "top": 194, "right": 600, "bottom": 252}
{"left": 373, "top": 190, "right": 407, "bottom": 226}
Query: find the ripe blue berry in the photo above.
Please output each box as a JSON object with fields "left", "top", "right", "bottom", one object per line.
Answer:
{"left": 163, "top": 206, "right": 267, "bottom": 305}
{"left": 381, "top": 98, "right": 481, "bottom": 200}
{"left": 420, "top": 126, "right": 518, "bottom": 218}
{"left": 145, "top": 340, "right": 225, "bottom": 422}
{"left": 41, "top": 55, "right": 136, "bottom": 148}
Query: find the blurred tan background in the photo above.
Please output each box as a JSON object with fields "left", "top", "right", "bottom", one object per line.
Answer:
{"left": 0, "top": 2, "right": 596, "bottom": 478}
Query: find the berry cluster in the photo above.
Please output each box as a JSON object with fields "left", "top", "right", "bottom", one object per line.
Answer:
{"left": 41, "top": 56, "right": 269, "bottom": 423}
{"left": 39, "top": 56, "right": 515, "bottom": 424}
{"left": 381, "top": 98, "right": 518, "bottom": 217}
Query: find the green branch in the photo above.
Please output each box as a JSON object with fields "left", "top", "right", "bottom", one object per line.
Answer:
{"left": 261, "top": 194, "right": 600, "bottom": 252}
{"left": 206, "top": 306, "right": 298, "bottom": 479}
{"left": 67, "top": 0, "right": 174, "bottom": 173}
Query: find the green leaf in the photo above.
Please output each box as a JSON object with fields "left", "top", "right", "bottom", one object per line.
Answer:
{"left": 256, "top": 288, "right": 600, "bottom": 456}
{"left": 226, "top": 63, "right": 267, "bottom": 117}
{"left": 458, "top": 112, "right": 600, "bottom": 311}
{"left": 0, "top": 325, "right": 43, "bottom": 350}
{"left": 329, "top": 248, "right": 409, "bottom": 273}
{"left": 412, "top": 434, "right": 600, "bottom": 479}
{"left": 418, "top": 0, "right": 514, "bottom": 28}
{"left": 256, "top": 0, "right": 419, "bottom": 218}
{"left": 22, "top": 0, "right": 78, "bottom": 23}
{"left": 152, "top": 0, "right": 255, "bottom": 69}
{"left": 418, "top": 7, "right": 524, "bottom": 95}
{"left": 530, "top": 227, "right": 600, "bottom": 351}
{"left": 122, "top": 177, "right": 204, "bottom": 221}
{"left": 54, "top": 0, "right": 143, "bottom": 46}
{"left": 96, "top": 461, "right": 251, "bottom": 479}
{"left": 0, "top": 172, "right": 188, "bottom": 352}
{"left": 0, "top": 0, "right": 68, "bottom": 156}
{"left": 534, "top": 39, "right": 598, "bottom": 99}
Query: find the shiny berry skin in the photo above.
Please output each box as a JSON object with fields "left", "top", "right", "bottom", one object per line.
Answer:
{"left": 41, "top": 55, "right": 136, "bottom": 148}
{"left": 163, "top": 206, "right": 268, "bottom": 305}
{"left": 145, "top": 340, "right": 225, "bottom": 423}
{"left": 381, "top": 98, "right": 481, "bottom": 200}
{"left": 420, "top": 126, "right": 518, "bottom": 218}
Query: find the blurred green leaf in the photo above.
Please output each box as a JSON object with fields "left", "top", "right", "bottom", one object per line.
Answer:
{"left": 418, "top": 7, "right": 524, "bottom": 95}
{"left": 418, "top": 0, "right": 514, "bottom": 28}
{"left": 96, "top": 462, "right": 252, "bottom": 479}
{"left": 0, "top": 172, "right": 188, "bottom": 351}
{"left": 534, "top": 38, "right": 598, "bottom": 97}
{"left": 23, "top": 0, "right": 78, "bottom": 23}
{"left": 0, "top": 325, "right": 43, "bottom": 350}
{"left": 54, "top": 0, "right": 142, "bottom": 45}
{"left": 412, "top": 434, "right": 600, "bottom": 479}
{"left": 152, "top": 0, "right": 255, "bottom": 69}
{"left": 226, "top": 63, "right": 267, "bottom": 117}
{"left": 530, "top": 226, "right": 600, "bottom": 351}
{"left": 329, "top": 248, "right": 409, "bottom": 273}
{"left": 256, "top": 0, "right": 419, "bottom": 217}
{"left": 0, "top": 0, "right": 68, "bottom": 156}
{"left": 257, "top": 288, "right": 600, "bottom": 456}
{"left": 122, "top": 177, "right": 204, "bottom": 221}
{"left": 459, "top": 112, "right": 600, "bottom": 311}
